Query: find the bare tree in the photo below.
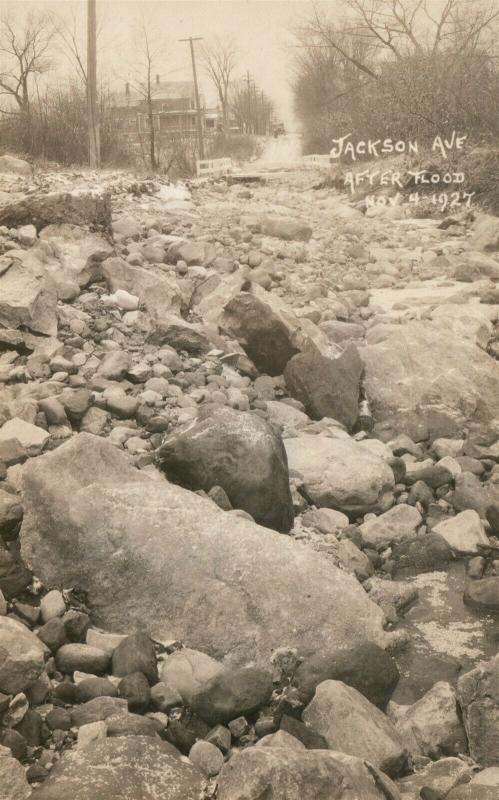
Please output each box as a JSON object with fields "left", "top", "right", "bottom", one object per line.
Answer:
{"left": 0, "top": 10, "right": 56, "bottom": 145}
{"left": 201, "top": 35, "right": 238, "bottom": 133}
{"left": 127, "top": 22, "right": 165, "bottom": 170}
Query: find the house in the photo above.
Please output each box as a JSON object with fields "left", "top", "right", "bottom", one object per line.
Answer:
{"left": 111, "top": 76, "right": 208, "bottom": 143}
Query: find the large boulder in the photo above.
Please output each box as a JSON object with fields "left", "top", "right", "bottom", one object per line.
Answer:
{"left": 102, "top": 257, "right": 183, "bottom": 318}
{"left": 303, "top": 680, "right": 408, "bottom": 777}
{"left": 359, "top": 504, "right": 422, "bottom": 550}
{"left": 284, "top": 344, "right": 362, "bottom": 428}
{"left": 30, "top": 735, "right": 204, "bottom": 800}
{"left": 157, "top": 406, "right": 294, "bottom": 532}
{"left": 456, "top": 654, "right": 499, "bottom": 766}
{"left": 433, "top": 510, "right": 490, "bottom": 554}
{"left": 20, "top": 434, "right": 392, "bottom": 668}
{"left": 39, "top": 224, "right": 113, "bottom": 288}
{"left": 361, "top": 321, "right": 499, "bottom": 440}
{"left": 388, "top": 681, "right": 467, "bottom": 758}
{"left": 284, "top": 434, "right": 395, "bottom": 517}
{"left": 0, "top": 748, "right": 31, "bottom": 800}
{"left": 198, "top": 278, "right": 333, "bottom": 376}
{"left": 0, "top": 190, "right": 111, "bottom": 232}
{"left": 293, "top": 642, "right": 399, "bottom": 708}
{"left": 190, "top": 666, "right": 273, "bottom": 724}
{"left": 261, "top": 216, "right": 313, "bottom": 241}
{"left": 0, "top": 615, "right": 46, "bottom": 694}
{"left": 217, "top": 747, "right": 399, "bottom": 800}
{"left": 0, "top": 252, "right": 57, "bottom": 335}
{"left": 464, "top": 577, "right": 499, "bottom": 612}
{"left": 0, "top": 154, "right": 31, "bottom": 176}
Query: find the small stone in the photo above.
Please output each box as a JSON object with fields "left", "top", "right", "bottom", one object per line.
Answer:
{"left": 77, "top": 720, "right": 108, "bottom": 750}
{"left": 150, "top": 681, "right": 182, "bottom": 712}
{"left": 26, "top": 763, "right": 49, "bottom": 783}
{"left": 56, "top": 644, "right": 110, "bottom": 675}
{"left": 40, "top": 589, "right": 66, "bottom": 623}
{"left": 118, "top": 671, "right": 151, "bottom": 713}
{"left": 190, "top": 666, "right": 273, "bottom": 725}
{"left": 112, "top": 632, "right": 158, "bottom": 684}
{"left": 70, "top": 696, "right": 128, "bottom": 727}
{"left": 433, "top": 510, "right": 489, "bottom": 554}
{"left": 74, "top": 677, "right": 119, "bottom": 703}
{"left": 228, "top": 716, "right": 249, "bottom": 738}
{"left": 205, "top": 723, "right": 231, "bottom": 754}
{"left": 37, "top": 617, "right": 67, "bottom": 652}
{"left": 85, "top": 628, "right": 126, "bottom": 656}
{"left": 1, "top": 727, "right": 27, "bottom": 759}
{"left": 189, "top": 740, "right": 224, "bottom": 776}
{"left": 45, "top": 707, "right": 72, "bottom": 731}
{"left": 62, "top": 610, "right": 91, "bottom": 642}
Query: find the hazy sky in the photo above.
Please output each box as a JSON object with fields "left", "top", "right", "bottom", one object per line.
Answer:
{"left": 2, "top": 0, "right": 341, "bottom": 126}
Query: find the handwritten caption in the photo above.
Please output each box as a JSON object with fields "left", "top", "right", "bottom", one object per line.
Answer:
{"left": 330, "top": 131, "right": 474, "bottom": 208}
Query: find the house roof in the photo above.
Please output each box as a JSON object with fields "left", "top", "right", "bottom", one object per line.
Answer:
{"left": 112, "top": 80, "right": 195, "bottom": 109}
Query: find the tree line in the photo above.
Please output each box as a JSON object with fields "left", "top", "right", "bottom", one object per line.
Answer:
{"left": 0, "top": 9, "right": 274, "bottom": 171}
{"left": 293, "top": 0, "right": 499, "bottom": 155}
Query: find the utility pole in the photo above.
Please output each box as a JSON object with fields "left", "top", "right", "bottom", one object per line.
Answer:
{"left": 179, "top": 36, "right": 204, "bottom": 159}
{"left": 87, "top": 0, "right": 100, "bottom": 168}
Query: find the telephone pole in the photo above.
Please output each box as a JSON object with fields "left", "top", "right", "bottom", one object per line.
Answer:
{"left": 179, "top": 36, "right": 205, "bottom": 159}
{"left": 87, "top": 0, "right": 100, "bottom": 168}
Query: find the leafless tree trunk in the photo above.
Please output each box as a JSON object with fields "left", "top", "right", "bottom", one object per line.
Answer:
{"left": 0, "top": 11, "right": 55, "bottom": 150}
{"left": 202, "top": 35, "right": 238, "bottom": 133}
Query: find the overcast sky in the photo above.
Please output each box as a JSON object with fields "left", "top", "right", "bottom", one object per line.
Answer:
{"left": 2, "top": 0, "right": 341, "bottom": 126}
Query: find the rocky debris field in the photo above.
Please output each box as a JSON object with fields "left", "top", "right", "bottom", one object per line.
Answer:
{"left": 1, "top": 152, "right": 499, "bottom": 798}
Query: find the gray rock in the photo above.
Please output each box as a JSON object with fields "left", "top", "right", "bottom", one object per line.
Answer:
{"left": 284, "top": 345, "right": 362, "bottom": 429}
{"left": 70, "top": 696, "right": 128, "bottom": 727}
{"left": 158, "top": 406, "right": 294, "bottom": 533}
{"left": 0, "top": 154, "right": 31, "bottom": 175}
{"left": 285, "top": 434, "right": 395, "bottom": 517}
{"left": 361, "top": 321, "right": 499, "bottom": 440}
{"left": 0, "top": 254, "right": 57, "bottom": 336}
{"left": 388, "top": 682, "right": 467, "bottom": 758}
{"left": 293, "top": 642, "right": 399, "bottom": 708}
{"left": 261, "top": 216, "right": 313, "bottom": 241}
{"left": 303, "top": 680, "right": 408, "bottom": 777}
{"left": 20, "top": 433, "right": 392, "bottom": 668}
{"left": 359, "top": 504, "right": 422, "bottom": 550}
{"left": 396, "top": 757, "right": 473, "bottom": 799}
{"left": 456, "top": 654, "right": 499, "bottom": 766}
{"left": 190, "top": 666, "right": 273, "bottom": 724}
{"left": 159, "top": 648, "right": 226, "bottom": 704}
{"left": 217, "top": 747, "right": 399, "bottom": 800}
{"left": 392, "top": 534, "right": 454, "bottom": 574}
{"left": 464, "top": 577, "right": 499, "bottom": 612}
{"left": 0, "top": 616, "right": 45, "bottom": 694}
{"left": 0, "top": 748, "right": 31, "bottom": 799}
{"left": 56, "top": 644, "right": 110, "bottom": 675}
{"left": 433, "top": 510, "right": 489, "bottom": 554}
{"left": 30, "top": 735, "right": 203, "bottom": 800}
{"left": 112, "top": 632, "right": 158, "bottom": 684}
{"left": 188, "top": 740, "right": 224, "bottom": 776}
{"left": 0, "top": 190, "right": 111, "bottom": 232}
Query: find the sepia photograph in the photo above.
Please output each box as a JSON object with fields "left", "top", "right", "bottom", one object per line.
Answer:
{"left": 1, "top": 0, "right": 499, "bottom": 798}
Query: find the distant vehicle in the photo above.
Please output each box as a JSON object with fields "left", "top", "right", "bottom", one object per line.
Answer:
{"left": 272, "top": 122, "right": 285, "bottom": 138}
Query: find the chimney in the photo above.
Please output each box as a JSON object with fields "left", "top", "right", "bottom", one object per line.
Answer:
{"left": 156, "top": 74, "right": 160, "bottom": 84}
{"left": 125, "top": 82, "right": 130, "bottom": 96}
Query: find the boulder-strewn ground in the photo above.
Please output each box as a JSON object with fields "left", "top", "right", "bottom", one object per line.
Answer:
{"left": 1, "top": 152, "right": 499, "bottom": 798}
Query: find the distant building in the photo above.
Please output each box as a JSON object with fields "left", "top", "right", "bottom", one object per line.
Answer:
{"left": 111, "top": 76, "right": 214, "bottom": 156}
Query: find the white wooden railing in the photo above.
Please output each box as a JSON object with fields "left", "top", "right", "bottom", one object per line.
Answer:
{"left": 196, "top": 157, "right": 233, "bottom": 178}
